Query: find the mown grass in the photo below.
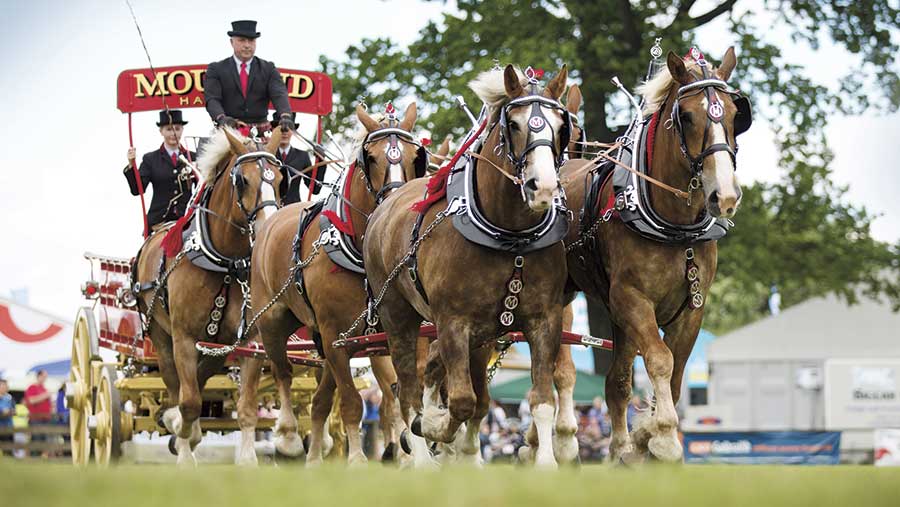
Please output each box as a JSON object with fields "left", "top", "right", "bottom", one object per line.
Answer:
{"left": 3, "top": 460, "right": 899, "bottom": 507}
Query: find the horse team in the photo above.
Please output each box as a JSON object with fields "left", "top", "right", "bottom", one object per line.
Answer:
{"left": 133, "top": 47, "right": 747, "bottom": 468}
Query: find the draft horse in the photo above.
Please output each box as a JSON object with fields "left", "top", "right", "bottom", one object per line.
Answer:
{"left": 134, "top": 128, "right": 283, "bottom": 466}
{"left": 363, "top": 65, "right": 573, "bottom": 468}
{"left": 246, "top": 103, "right": 427, "bottom": 465}
{"left": 559, "top": 47, "right": 751, "bottom": 462}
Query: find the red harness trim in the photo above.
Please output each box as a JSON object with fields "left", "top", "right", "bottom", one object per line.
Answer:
{"left": 321, "top": 162, "right": 357, "bottom": 237}
{"left": 646, "top": 110, "right": 661, "bottom": 175}
{"left": 410, "top": 119, "right": 488, "bottom": 214}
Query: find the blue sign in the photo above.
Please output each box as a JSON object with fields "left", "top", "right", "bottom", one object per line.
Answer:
{"left": 683, "top": 431, "right": 841, "bottom": 465}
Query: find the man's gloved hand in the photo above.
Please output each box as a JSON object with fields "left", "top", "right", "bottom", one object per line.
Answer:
{"left": 217, "top": 115, "right": 238, "bottom": 129}
{"left": 278, "top": 113, "right": 295, "bottom": 132}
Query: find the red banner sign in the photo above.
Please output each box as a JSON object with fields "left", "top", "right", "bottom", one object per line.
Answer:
{"left": 117, "top": 64, "right": 333, "bottom": 116}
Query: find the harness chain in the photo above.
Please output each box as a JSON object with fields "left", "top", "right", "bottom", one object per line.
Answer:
{"left": 337, "top": 210, "right": 450, "bottom": 342}
{"left": 195, "top": 239, "right": 325, "bottom": 357}
{"left": 486, "top": 339, "right": 514, "bottom": 384}
{"left": 140, "top": 250, "right": 187, "bottom": 334}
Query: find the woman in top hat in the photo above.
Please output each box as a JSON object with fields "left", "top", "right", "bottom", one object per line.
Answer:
{"left": 205, "top": 20, "right": 293, "bottom": 135}
{"left": 123, "top": 109, "right": 197, "bottom": 231}
{"left": 270, "top": 112, "right": 314, "bottom": 204}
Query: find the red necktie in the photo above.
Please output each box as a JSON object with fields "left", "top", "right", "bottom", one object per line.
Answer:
{"left": 171, "top": 152, "right": 178, "bottom": 167}
{"left": 280, "top": 150, "right": 287, "bottom": 161}
{"left": 240, "top": 62, "right": 248, "bottom": 97}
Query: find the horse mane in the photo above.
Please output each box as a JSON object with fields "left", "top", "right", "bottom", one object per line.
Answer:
{"left": 347, "top": 112, "right": 387, "bottom": 158}
{"left": 468, "top": 67, "right": 528, "bottom": 122}
{"left": 636, "top": 58, "right": 707, "bottom": 117}
{"left": 196, "top": 127, "right": 250, "bottom": 181}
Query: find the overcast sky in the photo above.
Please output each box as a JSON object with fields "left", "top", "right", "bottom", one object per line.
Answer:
{"left": 1, "top": 0, "right": 897, "bottom": 323}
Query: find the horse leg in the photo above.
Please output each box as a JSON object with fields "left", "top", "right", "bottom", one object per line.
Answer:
{"left": 422, "top": 319, "right": 473, "bottom": 444}
{"left": 456, "top": 346, "right": 491, "bottom": 467}
{"left": 552, "top": 303, "right": 579, "bottom": 464}
{"left": 525, "top": 314, "right": 563, "bottom": 468}
{"left": 662, "top": 315, "right": 703, "bottom": 408}
{"left": 172, "top": 331, "right": 202, "bottom": 467}
{"left": 370, "top": 354, "right": 404, "bottom": 463}
{"left": 387, "top": 325, "right": 434, "bottom": 468}
{"left": 613, "top": 291, "right": 681, "bottom": 462}
{"left": 147, "top": 327, "right": 182, "bottom": 434}
{"left": 236, "top": 356, "right": 262, "bottom": 466}
{"left": 605, "top": 322, "right": 640, "bottom": 463}
{"left": 307, "top": 363, "right": 336, "bottom": 466}
{"left": 321, "top": 326, "right": 367, "bottom": 466}
{"left": 257, "top": 312, "right": 305, "bottom": 462}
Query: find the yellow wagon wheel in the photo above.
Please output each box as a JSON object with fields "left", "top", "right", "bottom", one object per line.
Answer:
{"left": 93, "top": 365, "right": 122, "bottom": 465}
{"left": 68, "top": 307, "right": 97, "bottom": 466}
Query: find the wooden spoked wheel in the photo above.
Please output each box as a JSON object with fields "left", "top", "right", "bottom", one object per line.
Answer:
{"left": 93, "top": 365, "right": 122, "bottom": 465}
{"left": 68, "top": 308, "right": 96, "bottom": 465}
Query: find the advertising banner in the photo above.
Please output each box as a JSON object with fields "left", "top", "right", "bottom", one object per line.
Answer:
{"left": 875, "top": 428, "right": 900, "bottom": 466}
{"left": 684, "top": 431, "right": 841, "bottom": 464}
{"left": 825, "top": 359, "right": 900, "bottom": 430}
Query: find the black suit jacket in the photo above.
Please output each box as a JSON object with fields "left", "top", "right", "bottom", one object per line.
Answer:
{"left": 123, "top": 147, "right": 197, "bottom": 228}
{"left": 204, "top": 56, "right": 291, "bottom": 124}
{"left": 276, "top": 147, "right": 312, "bottom": 204}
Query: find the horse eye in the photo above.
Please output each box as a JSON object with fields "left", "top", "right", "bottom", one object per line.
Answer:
{"left": 679, "top": 111, "right": 693, "bottom": 125}
{"left": 510, "top": 121, "right": 521, "bottom": 132}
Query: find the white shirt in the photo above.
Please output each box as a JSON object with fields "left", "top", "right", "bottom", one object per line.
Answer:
{"left": 164, "top": 146, "right": 180, "bottom": 159}
{"left": 279, "top": 147, "right": 290, "bottom": 158}
{"left": 233, "top": 55, "right": 252, "bottom": 75}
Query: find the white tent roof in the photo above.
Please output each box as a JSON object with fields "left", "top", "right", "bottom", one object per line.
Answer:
{"left": 709, "top": 294, "right": 900, "bottom": 362}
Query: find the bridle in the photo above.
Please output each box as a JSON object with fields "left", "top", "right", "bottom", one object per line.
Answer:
{"left": 492, "top": 73, "right": 573, "bottom": 200}
{"left": 229, "top": 151, "right": 281, "bottom": 243}
{"left": 355, "top": 112, "right": 427, "bottom": 205}
{"left": 669, "top": 50, "right": 753, "bottom": 190}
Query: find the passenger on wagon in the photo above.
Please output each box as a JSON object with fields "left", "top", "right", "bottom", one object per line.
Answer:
{"left": 204, "top": 20, "right": 293, "bottom": 136}
{"left": 270, "top": 112, "right": 314, "bottom": 204}
{"left": 123, "top": 110, "right": 197, "bottom": 231}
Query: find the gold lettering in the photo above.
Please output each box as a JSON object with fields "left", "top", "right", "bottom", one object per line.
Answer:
{"left": 286, "top": 74, "right": 314, "bottom": 99}
{"left": 167, "top": 70, "right": 192, "bottom": 95}
{"left": 133, "top": 72, "right": 169, "bottom": 97}
{"left": 193, "top": 96, "right": 204, "bottom": 105}
{"left": 190, "top": 69, "right": 206, "bottom": 93}
{"left": 180, "top": 96, "right": 189, "bottom": 106}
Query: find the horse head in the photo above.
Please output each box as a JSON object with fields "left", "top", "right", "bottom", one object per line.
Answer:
{"left": 221, "top": 128, "right": 283, "bottom": 237}
{"left": 663, "top": 47, "right": 750, "bottom": 218}
{"left": 354, "top": 102, "right": 424, "bottom": 205}
{"left": 495, "top": 64, "right": 570, "bottom": 212}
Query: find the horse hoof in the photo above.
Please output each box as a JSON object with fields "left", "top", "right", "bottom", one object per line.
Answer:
{"left": 381, "top": 442, "right": 396, "bottom": 463}
{"left": 648, "top": 436, "right": 683, "bottom": 463}
{"left": 400, "top": 430, "right": 412, "bottom": 455}
{"left": 275, "top": 448, "right": 304, "bottom": 464}
{"left": 411, "top": 414, "right": 423, "bottom": 437}
{"left": 168, "top": 435, "right": 177, "bottom": 456}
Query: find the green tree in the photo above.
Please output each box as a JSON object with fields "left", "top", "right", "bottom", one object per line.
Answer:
{"left": 320, "top": 1, "right": 900, "bottom": 342}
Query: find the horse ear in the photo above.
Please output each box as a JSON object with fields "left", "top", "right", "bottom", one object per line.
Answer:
{"left": 546, "top": 64, "right": 568, "bottom": 100}
{"left": 717, "top": 47, "right": 736, "bottom": 81}
{"left": 400, "top": 102, "right": 417, "bottom": 132}
{"left": 437, "top": 134, "right": 452, "bottom": 157}
{"left": 504, "top": 64, "right": 524, "bottom": 98}
{"left": 667, "top": 51, "right": 692, "bottom": 85}
{"left": 224, "top": 128, "right": 249, "bottom": 155}
{"left": 356, "top": 104, "right": 381, "bottom": 132}
{"left": 264, "top": 127, "right": 281, "bottom": 155}
{"left": 566, "top": 84, "right": 582, "bottom": 115}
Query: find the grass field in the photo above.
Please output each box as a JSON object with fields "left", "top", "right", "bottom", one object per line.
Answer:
{"left": 3, "top": 460, "right": 899, "bottom": 507}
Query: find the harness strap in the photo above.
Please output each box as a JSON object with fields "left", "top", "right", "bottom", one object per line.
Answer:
{"left": 406, "top": 205, "right": 430, "bottom": 305}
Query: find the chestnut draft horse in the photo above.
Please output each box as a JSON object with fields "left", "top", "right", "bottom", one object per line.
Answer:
{"left": 133, "top": 128, "right": 283, "bottom": 466}
{"left": 363, "top": 65, "right": 572, "bottom": 468}
{"left": 245, "top": 103, "right": 426, "bottom": 466}
{"left": 558, "top": 48, "right": 750, "bottom": 463}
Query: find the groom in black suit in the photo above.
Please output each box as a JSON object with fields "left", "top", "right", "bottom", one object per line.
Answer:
{"left": 271, "top": 113, "right": 316, "bottom": 204}
{"left": 204, "top": 20, "right": 293, "bottom": 133}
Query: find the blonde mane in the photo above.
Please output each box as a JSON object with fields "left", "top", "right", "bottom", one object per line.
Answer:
{"left": 468, "top": 67, "right": 528, "bottom": 119}
{"left": 196, "top": 128, "right": 250, "bottom": 181}
{"left": 347, "top": 112, "right": 387, "bottom": 157}
{"left": 635, "top": 58, "right": 707, "bottom": 117}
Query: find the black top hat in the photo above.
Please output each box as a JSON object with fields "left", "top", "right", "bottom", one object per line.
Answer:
{"left": 271, "top": 112, "right": 299, "bottom": 130}
{"left": 156, "top": 109, "right": 188, "bottom": 126}
{"left": 228, "top": 20, "right": 261, "bottom": 39}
